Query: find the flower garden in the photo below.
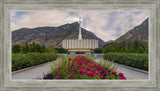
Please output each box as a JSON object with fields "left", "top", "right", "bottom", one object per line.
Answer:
{"left": 43, "top": 55, "right": 126, "bottom": 80}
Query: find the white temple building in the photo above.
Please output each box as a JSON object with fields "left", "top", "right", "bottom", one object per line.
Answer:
{"left": 62, "top": 18, "right": 98, "bottom": 54}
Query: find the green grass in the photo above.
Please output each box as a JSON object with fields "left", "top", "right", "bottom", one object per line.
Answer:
{"left": 12, "top": 53, "right": 58, "bottom": 71}
{"left": 103, "top": 53, "right": 148, "bottom": 71}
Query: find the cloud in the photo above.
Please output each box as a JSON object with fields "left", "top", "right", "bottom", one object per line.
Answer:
{"left": 11, "top": 11, "right": 148, "bottom": 42}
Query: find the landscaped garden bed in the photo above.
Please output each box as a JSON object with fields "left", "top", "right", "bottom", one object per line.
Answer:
{"left": 103, "top": 53, "right": 148, "bottom": 71}
{"left": 12, "top": 53, "right": 58, "bottom": 71}
{"left": 43, "top": 55, "right": 126, "bottom": 80}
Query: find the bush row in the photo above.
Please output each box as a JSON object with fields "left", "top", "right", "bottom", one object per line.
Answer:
{"left": 12, "top": 53, "right": 58, "bottom": 71}
{"left": 103, "top": 53, "right": 148, "bottom": 71}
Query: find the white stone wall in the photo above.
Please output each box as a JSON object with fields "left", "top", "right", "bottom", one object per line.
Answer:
{"left": 62, "top": 39, "right": 98, "bottom": 49}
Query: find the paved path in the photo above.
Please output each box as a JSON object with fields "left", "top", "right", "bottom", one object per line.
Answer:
{"left": 12, "top": 58, "right": 148, "bottom": 80}
{"left": 12, "top": 61, "right": 53, "bottom": 80}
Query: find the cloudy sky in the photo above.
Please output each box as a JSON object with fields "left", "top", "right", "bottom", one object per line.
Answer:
{"left": 11, "top": 11, "right": 148, "bottom": 42}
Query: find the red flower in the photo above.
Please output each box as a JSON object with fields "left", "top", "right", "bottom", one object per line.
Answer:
{"left": 134, "top": 58, "right": 136, "bottom": 60}
{"left": 56, "top": 76, "right": 60, "bottom": 79}
{"left": 86, "top": 67, "right": 91, "bottom": 71}
{"left": 69, "top": 58, "right": 72, "bottom": 61}
{"left": 72, "top": 71, "right": 76, "bottom": 74}
{"left": 79, "top": 70, "right": 83, "bottom": 74}
{"left": 77, "top": 65, "right": 81, "bottom": 68}
{"left": 104, "top": 70, "right": 109, "bottom": 73}
{"left": 82, "top": 70, "right": 87, "bottom": 74}
{"left": 58, "top": 67, "right": 61, "bottom": 70}
{"left": 70, "top": 69, "right": 74, "bottom": 71}
{"left": 94, "top": 71, "right": 100, "bottom": 75}
{"left": 80, "top": 66, "right": 84, "bottom": 69}
{"left": 118, "top": 73, "right": 124, "bottom": 77}
{"left": 65, "top": 67, "right": 68, "bottom": 70}
{"left": 88, "top": 71, "right": 94, "bottom": 77}
{"left": 120, "top": 76, "right": 126, "bottom": 80}
{"left": 112, "top": 71, "right": 117, "bottom": 75}
{"left": 69, "top": 75, "right": 73, "bottom": 79}
{"left": 100, "top": 75, "right": 103, "bottom": 79}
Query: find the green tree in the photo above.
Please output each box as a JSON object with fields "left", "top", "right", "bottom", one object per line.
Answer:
{"left": 137, "top": 46, "right": 144, "bottom": 53}
{"left": 47, "top": 45, "right": 58, "bottom": 53}
{"left": 24, "top": 42, "right": 29, "bottom": 53}
{"left": 93, "top": 48, "right": 103, "bottom": 53}
{"left": 42, "top": 45, "right": 46, "bottom": 53}
{"left": 12, "top": 45, "right": 20, "bottom": 53}
{"left": 32, "top": 42, "right": 37, "bottom": 52}
{"left": 125, "top": 46, "right": 128, "bottom": 53}
{"left": 103, "top": 45, "right": 115, "bottom": 53}
{"left": 19, "top": 43, "right": 23, "bottom": 54}
{"left": 128, "top": 44, "right": 135, "bottom": 53}
{"left": 119, "top": 48, "right": 124, "bottom": 53}
{"left": 145, "top": 48, "right": 148, "bottom": 54}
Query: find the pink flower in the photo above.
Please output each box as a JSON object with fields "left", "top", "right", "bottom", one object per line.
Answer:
{"left": 86, "top": 67, "right": 91, "bottom": 71}
{"left": 79, "top": 70, "right": 83, "bottom": 74}
{"left": 82, "top": 70, "right": 87, "bottom": 74}
{"left": 65, "top": 67, "right": 68, "bottom": 70}
{"left": 77, "top": 65, "right": 81, "bottom": 68}
{"left": 80, "top": 66, "right": 84, "bottom": 69}
{"left": 134, "top": 58, "right": 136, "bottom": 60}
{"left": 56, "top": 76, "right": 60, "bottom": 79}
{"left": 69, "top": 58, "right": 72, "bottom": 61}
{"left": 72, "top": 71, "right": 76, "bottom": 74}
{"left": 88, "top": 71, "right": 94, "bottom": 77}
{"left": 99, "top": 67, "right": 104, "bottom": 71}
{"left": 96, "top": 65, "right": 101, "bottom": 68}
{"left": 118, "top": 73, "right": 124, "bottom": 77}
{"left": 69, "top": 75, "right": 73, "bottom": 79}
{"left": 70, "top": 69, "right": 74, "bottom": 71}
{"left": 94, "top": 71, "right": 100, "bottom": 75}
{"left": 105, "top": 67, "right": 108, "bottom": 69}
{"left": 58, "top": 67, "right": 61, "bottom": 70}
{"left": 100, "top": 75, "right": 103, "bottom": 79}
{"left": 112, "top": 71, "right": 117, "bottom": 75}
{"left": 104, "top": 70, "right": 109, "bottom": 73}
{"left": 58, "top": 71, "right": 60, "bottom": 73}
{"left": 120, "top": 76, "right": 126, "bottom": 80}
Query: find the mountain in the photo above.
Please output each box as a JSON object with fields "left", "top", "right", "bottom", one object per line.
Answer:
{"left": 105, "top": 40, "right": 114, "bottom": 44}
{"left": 115, "top": 18, "right": 148, "bottom": 43}
{"left": 12, "top": 22, "right": 105, "bottom": 47}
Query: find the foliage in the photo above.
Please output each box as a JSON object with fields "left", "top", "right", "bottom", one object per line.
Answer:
{"left": 103, "top": 53, "right": 148, "bottom": 70}
{"left": 102, "top": 40, "right": 148, "bottom": 54}
{"left": 12, "top": 53, "right": 58, "bottom": 71}
{"left": 137, "top": 46, "right": 144, "bottom": 53}
{"left": 55, "top": 48, "right": 68, "bottom": 53}
{"left": 93, "top": 48, "right": 103, "bottom": 53}
{"left": 46, "top": 55, "right": 126, "bottom": 80}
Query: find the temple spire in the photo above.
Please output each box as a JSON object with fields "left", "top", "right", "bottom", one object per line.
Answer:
{"left": 78, "top": 17, "right": 82, "bottom": 40}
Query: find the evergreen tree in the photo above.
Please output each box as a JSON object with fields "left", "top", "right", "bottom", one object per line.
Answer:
{"left": 137, "top": 46, "right": 144, "bottom": 53}
{"left": 42, "top": 45, "right": 46, "bottom": 53}
{"left": 19, "top": 43, "right": 23, "bottom": 54}
{"left": 125, "top": 46, "right": 128, "bottom": 53}
{"left": 103, "top": 45, "right": 115, "bottom": 53}
{"left": 93, "top": 48, "right": 103, "bottom": 53}
{"left": 24, "top": 42, "right": 29, "bottom": 53}
{"left": 12, "top": 45, "right": 20, "bottom": 53}
{"left": 145, "top": 48, "right": 148, "bottom": 54}
{"left": 128, "top": 44, "right": 135, "bottom": 53}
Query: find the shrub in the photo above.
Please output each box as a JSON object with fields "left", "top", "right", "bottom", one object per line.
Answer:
{"left": 103, "top": 53, "right": 148, "bottom": 70}
{"left": 94, "top": 48, "right": 103, "bottom": 53}
{"left": 12, "top": 53, "right": 58, "bottom": 71}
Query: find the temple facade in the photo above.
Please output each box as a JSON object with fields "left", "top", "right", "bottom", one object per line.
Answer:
{"left": 62, "top": 18, "right": 98, "bottom": 54}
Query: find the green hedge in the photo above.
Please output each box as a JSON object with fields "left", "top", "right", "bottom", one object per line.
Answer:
{"left": 12, "top": 53, "right": 58, "bottom": 71}
{"left": 103, "top": 53, "right": 148, "bottom": 71}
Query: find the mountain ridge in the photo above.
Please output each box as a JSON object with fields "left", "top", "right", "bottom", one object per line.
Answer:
{"left": 12, "top": 22, "right": 105, "bottom": 47}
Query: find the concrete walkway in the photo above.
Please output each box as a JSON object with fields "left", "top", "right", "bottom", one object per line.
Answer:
{"left": 12, "top": 58, "right": 148, "bottom": 80}
{"left": 12, "top": 61, "right": 53, "bottom": 80}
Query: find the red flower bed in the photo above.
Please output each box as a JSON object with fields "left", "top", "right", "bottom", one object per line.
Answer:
{"left": 43, "top": 55, "right": 126, "bottom": 80}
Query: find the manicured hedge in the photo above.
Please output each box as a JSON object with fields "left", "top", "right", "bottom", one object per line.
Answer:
{"left": 12, "top": 53, "right": 58, "bottom": 71}
{"left": 103, "top": 53, "right": 148, "bottom": 71}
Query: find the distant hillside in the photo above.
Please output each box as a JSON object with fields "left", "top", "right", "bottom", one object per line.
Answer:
{"left": 115, "top": 18, "right": 148, "bottom": 43}
{"left": 12, "top": 22, "right": 105, "bottom": 47}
